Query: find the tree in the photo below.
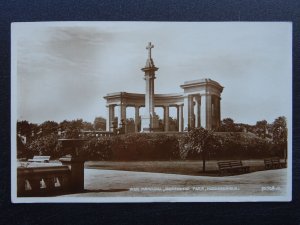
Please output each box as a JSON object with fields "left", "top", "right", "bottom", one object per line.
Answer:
{"left": 39, "top": 121, "right": 59, "bottom": 136}
{"left": 272, "top": 116, "right": 287, "bottom": 159}
{"left": 93, "top": 117, "right": 106, "bottom": 131}
{"left": 168, "top": 117, "right": 178, "bottom": 131}
{"left": 187, "top": 127, "right": 215, "bottom": 172}
{"left": 126, "top": 118, "right": 135, "bottom": 133}
{"left": 26, "top": 133, "right": 58, "bottom": 157}
{"left": 17, "top": 120, "right": 38, "bottom": 140}
{"left": 255, "top": 120, "right": 268, "bottom": 138}
{"left": 59, "top": 119, "right": 84, "bottom": 138}
{"left": 220, "top": 118, "right": 236, "bottom": 132}
{"left": 82, "top": 121, "right": 94, "bottom": 131}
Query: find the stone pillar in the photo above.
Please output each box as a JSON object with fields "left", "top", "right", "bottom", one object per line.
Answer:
{"left": 141, "top": 73, "right": 156, "bottom": 132}
{"left": 194, "top": 95, "right": 201, "bottom": 128}
{"left": 212, "top": 100, "right": 215, "bottom": 129}
{"left": 206, "top": 94, "right": 212, "bottom": 130}
{"left": 189, "top": 96, "right": 194, "bottom": 130}
{"left": 178, "top": 104, "right": 184, "bottom": 132}
{"left": 201, "top": 94, "right": 207, "bottom": 129}
{"left": 164, "top": 105, "right": 169, "bottom": 132}
{"left": 106, "top": 104, "right": 115, "bottom": 132}
{"left": 183, "top": 96, "right": 189, "bottom": 131}
{"left": 183, "top": 95, "right": 193, "bottom": 131}
{"left": 118, "top": 103, "right": 127, "bottom": 133}
{"left": 191, "top": 100, "right": 195, "bottom": 129}
{"left": 141, "top": 42, "right": 158, "bottom": 132}
{"left": 176, "top": 105, "right": 179, "bottom": 131}
{"left": 134, "top": 106, "right": 140, "bottom": 132}
{"left": 59, "top": 155, "right": 85, "bottom": 193}
{"left": 216, "top": 96, "right": 221, "bottom": 128}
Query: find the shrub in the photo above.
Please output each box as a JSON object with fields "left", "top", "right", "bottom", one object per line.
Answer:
{"left": 82, "top": 137, "right": 113, "bottom": 160}
{"left": 20, "top": 131, "right": 279, "bottom": 161}
{"left": 110, "top": 133, "right": 181, "bottom": 161}
{"left": 26, "top": 133, "right": 59, "bottom": 158}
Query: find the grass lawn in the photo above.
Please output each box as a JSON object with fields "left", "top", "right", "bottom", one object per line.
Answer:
{"left": 85, "top": 160, "right": 267, "bottom": 176}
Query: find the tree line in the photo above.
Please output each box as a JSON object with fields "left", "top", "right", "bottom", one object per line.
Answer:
{"left": 16, "top": 116, "right": 288, "bottom": 163}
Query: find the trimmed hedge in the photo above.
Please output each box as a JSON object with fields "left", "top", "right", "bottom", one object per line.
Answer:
{"left": 82, "top": 133, "right": 181, "bottom": 161}
{"left": 211, "top": 132, "right": 278, "bottom": 160}
{"left": 19, "top": 132, "right": 284, "bottom": 161}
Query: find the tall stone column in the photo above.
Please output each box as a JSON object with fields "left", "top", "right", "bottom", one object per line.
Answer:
{"left": 141, "top": 42, "right": 159, "bottom": 132}
{"left": 218, "top": 96, "right": 221, "bottom": 127}
{"left": 106, "top": 104, "right": 115, "bottom": 132}
{"left": 164, "top": 105, "right": 169, "bottom": 132}
{"left": 183, "top": 96, "right": 189, "bottom": 131}
{"left": 211, "top": 98, "right": 215, "bottom": 129}
{"left": 200, "top": 94, "right": 207, "bottom": 129}
{"left": 178, "top": 104, "right": 184, "bottom": 132}
{"left": 145, "top": 75, "right": 155, "bottom": 122}
{"left": 215, "top": 96, "right": 221, "bottom": 128}
{"left": 118, "top": 103, "right": 127, "bottom": 132}
{"left": 134, "top": 106, "right": 140, "bottom": 132}
{"left": 176, "top": 105, "right": 179, "bottom": 131}
{"left": 194, "top": 95, "right": 201, "bottom": 128}
{"left": 183, "top": 95, "right": 193, "bottom": 131}
{"left": 206, "top": 94, "right": 212, "bottom": 130}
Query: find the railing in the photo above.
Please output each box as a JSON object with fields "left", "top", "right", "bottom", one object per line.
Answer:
{"left": 80, "top": 131, "right": 114, "bottom": 138}
{"left": 17, "top": 165, "right": 71, "bottom": 197}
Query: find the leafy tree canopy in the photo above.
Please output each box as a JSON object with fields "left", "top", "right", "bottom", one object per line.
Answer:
{"left": 93, "top": 117, "right": 106, "bottom": 131}
{"left": 187, "top": 127, "right": 215, "bottom": 172}
{"left": 272, "top": 116, "right": 287, "bottom": 145}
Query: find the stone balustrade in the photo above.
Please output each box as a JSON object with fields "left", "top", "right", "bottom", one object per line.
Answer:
{"left": 80, "top": 131, "right": 114, "bottom": 138}
{"left": 17, "top": 155, "right": 84, "bottom": 197}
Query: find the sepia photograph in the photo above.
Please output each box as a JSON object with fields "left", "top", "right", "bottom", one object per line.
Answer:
{"left": 11, "top": 22, "right": 292, "bottom": 202}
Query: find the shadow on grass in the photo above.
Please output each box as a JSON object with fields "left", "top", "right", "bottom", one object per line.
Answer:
{"left": 196, "top": 170, "right": 219, "bottom": 176}
{"left": 86, "top": 161, "right": 267, "bottom": 177}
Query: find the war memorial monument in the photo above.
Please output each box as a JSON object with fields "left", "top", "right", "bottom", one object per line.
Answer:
{"left": 104, "top": 42, "right": 223, "bottom": 133}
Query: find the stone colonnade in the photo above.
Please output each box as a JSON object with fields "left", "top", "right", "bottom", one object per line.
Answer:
{"left": 104, "top": 79, "right": 223, "bottom": 133}
{"left": 105, "top": 101, "right": 184, "bottom": 133}
{"left": 182, "top": 94, "right": 221, "bottom": 130}
{"left": 180, "top": 79, "right": 223, "bottom": 130}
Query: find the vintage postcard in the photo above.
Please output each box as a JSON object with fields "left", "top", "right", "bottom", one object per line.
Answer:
{"left": 11, "top": 22, "right": 292, "bottom": 202}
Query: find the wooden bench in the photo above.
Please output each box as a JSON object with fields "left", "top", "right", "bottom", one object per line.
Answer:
{"left": 218, "top": 160, "right": 250, "bottom": 175}
{"left": 264, "top": 157, "right": 286, "bottom": 170}
{"left": 28, "top": 156, "right": 51, "bottom": 163}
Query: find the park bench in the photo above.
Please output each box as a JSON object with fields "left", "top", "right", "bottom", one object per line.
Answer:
{"left": 217, "top": 160, "right": 250, "bottom": 175}
{"left": 264, "top": 157, "right": 285, "bottom": 170}
{"left": 28, "top": 156, "right": 51, "bottom": 163}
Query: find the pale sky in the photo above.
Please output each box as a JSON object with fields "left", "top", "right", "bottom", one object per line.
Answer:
{"left": 12, "top": 22, "right": 292, "bottom": 125}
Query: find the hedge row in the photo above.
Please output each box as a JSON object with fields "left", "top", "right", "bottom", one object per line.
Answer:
{"left": 18, "top": 132, "right": 285, "bottom": 161}
{"left": 81, "top": 133, "right": 181, "bottom": 161}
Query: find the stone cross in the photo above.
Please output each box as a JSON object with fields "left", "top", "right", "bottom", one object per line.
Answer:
{"left": 146, "top": 42, "right": 154, "bottom": 59}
